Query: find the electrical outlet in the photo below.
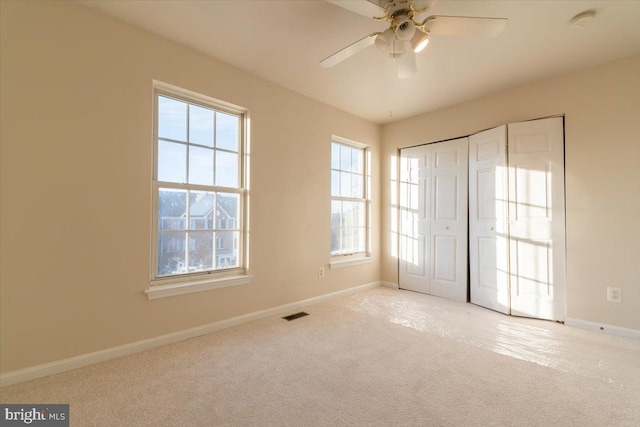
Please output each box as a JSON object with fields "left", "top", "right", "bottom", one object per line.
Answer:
{"left": 607, "top": 287, "right": 621, "bottom": 303}
{"left": 319, "top": 267, "right": 325, "bottom": 278}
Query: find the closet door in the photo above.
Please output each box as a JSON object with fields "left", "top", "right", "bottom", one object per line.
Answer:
{"left": 429, "top": 138, "right": 468, "bottom": 302}
{"left": 508, "top": 117, "right": 566, "bottom": 321}
{"left": 399, "top": 138, "right": 468, "bottom": 302}
{"left": 469, "top": 126, "right": 510, "bottom": 313}
{"left": 399, "top": 144, "right": 431, "bottom": 294}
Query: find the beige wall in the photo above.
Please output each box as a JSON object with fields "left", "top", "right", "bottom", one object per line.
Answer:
{"left": 0, "top": 1, "right": 381, "bottom": 373}
{"left": 382, "top": 54, "right": 640, "bottom": 331}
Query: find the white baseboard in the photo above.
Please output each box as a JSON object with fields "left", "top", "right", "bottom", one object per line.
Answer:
{"left": 564, "top": 317, "right": 640, "bottom": 340}
{"left": 381, "top": 281, "right": 399, "bottom": 289}
{"left": 1, "top": 281, "right": 381, "bottom": 387}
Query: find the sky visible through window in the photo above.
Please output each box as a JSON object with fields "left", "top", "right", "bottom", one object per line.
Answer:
{"left": 157, "top": 96, "right": 239, "bottom": 187}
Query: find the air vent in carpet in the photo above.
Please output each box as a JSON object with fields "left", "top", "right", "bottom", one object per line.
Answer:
{"left": 282, "top": 312, "right": 309, "bottom": 321}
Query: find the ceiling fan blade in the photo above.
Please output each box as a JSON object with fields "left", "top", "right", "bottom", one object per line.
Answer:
{"left": 412, "top": 0, "right": 436, "bottom": 21}
{"left": 413, "top": 0, "right": 435, "bottom": 9}
{"left": 396, "top": 44, "right": 417, "bottom": 79}
{"left": 426, "top": 16, "right": 508, "bottom": 37}
{"left": 320, "top": 33, "right": 378, "bottom": 68}
{"left": 325, "top": 0, "right": 386, "bottom": 19}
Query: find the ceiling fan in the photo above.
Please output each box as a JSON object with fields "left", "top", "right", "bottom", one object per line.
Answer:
{"left": 321, "top": 0, "right": 508, "bottom": 78}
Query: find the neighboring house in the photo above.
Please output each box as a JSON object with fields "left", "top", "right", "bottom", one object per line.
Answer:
{"left": 158, "top": 193, "right": 238, "bottom": 275}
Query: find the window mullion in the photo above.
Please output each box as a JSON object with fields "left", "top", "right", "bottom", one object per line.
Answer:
{"left": 212, "top": 191, "right": 217, "bottom": 270}
{"left": 157, "top": 136, "right": 189, "bottom": 145}
{"left": 185, "top": 105, "right": 190, "bottom": 185}
{"left": 185, "top": 189, "right": 191, "bottom": 273}
{"left": 213, "top": 112, "right": 217, "bottom": 188}
{"left": 156, "top": 181, "right": 243, "bottom": 194}
{"left": 365, "top": 148, "right": 370, "bottom": 256}
{"left": 333, "top": 196, "right": 365, "bottom": 203}
{"left": 213, "top": 232, "right": 218, "bottom": 270}
{"left": 366, "top": 199, "right": 371, "bottom": 256}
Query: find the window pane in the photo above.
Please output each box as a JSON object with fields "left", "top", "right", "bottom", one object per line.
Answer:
{"left": 331, "top": 143, "right": 340, "bottom": 170}
{"left": 331, "top": 200, "right": 342, "bottom": 227}
{"left": 342, "top": 201, "right": 353, "bottom": 227}
{"left": 217, "top": 193, "right": 239, "bottom": 230}
{"left": 331, "top": 229, "right": 341, "bottom": 254}
{"left": 215, "top": 231, "right": 239, "bottom": 269}
{"left": 189, "top": 105, "right": 214, "bottom": 147}
{"left": 189, "top": 191, "right": 215, "bottom": 230}
{"left": 354, "top": 201, "right": 366, "bottom": 226}
{"left": 216, "top": 112, "right": 239, "bottom": 152}
{"left": 158, "top": 96, "right": 187, "bottom": 142}
{"left": 340, "top": 171, "right": 352, "bottom": 198}
{"left": 331, "top": 200, "right": 342, "bottom": 254}
{"left": 188, "top": 231, "right": 214, "bottom": 272}
{"left": 351, "top": 173, "right": 363, "bottom": 199}
{"left": 189, "top": 146, "right": 214, "bottom": 186}
{"left": 343, "top": 227, "right": 363, "bottom": 253}
{"left": 356, "top": 227, "right": 366, "bottom": 252}
{"left": 340, "top": 145, "right": 351, "bottom": 171}
{"left": 159, "top": 188, "right": 187, "bottom": 230}
{"left": 158, "top": 140, "right": 186, "bottom": 183}
{"left": 331, "top": 170, "right": 340, "bottom": 197}
{"left": 215, "top": 150, "right": 239, "bottom": 188}
{"left": 157, "top": 232, "right": 186, "bottom": 276}
{"left": 352, "top": 148, "right": 363, "bottom": 174}
{"left": 342, "top": 227, "right": 354, "bottom": 254}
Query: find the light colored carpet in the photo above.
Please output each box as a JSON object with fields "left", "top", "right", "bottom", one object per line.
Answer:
{"left": 1, "top": 287, "right": 639, "bottom": 426}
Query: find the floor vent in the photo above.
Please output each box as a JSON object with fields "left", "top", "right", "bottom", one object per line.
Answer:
{"left": 282, "top": 312, "right": 309, "bottom": 321}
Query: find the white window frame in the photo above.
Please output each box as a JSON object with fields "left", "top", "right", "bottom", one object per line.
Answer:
{"left": 146, "top": 81, "right": 251, "bottom": 299}
{"left": 329, "top": 136, "right": 372, "bottom": 269}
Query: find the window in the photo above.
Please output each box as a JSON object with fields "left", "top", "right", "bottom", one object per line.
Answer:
{"left": 331, "top": 138, "right": 370, "bottom": 260}
{"left": 152, "top": 83, "right": 247, "bottom": 286}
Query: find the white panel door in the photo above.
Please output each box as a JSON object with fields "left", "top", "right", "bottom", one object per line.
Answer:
{"left": 429, "top": 138, "right": 468, "bottom": 302}
{"left": 469, "top": 126, "right": 510, "bottom": 314}
{"left": 399, "top": 145, "right": 431, "bottom": 294}
{"left": 399, "top": 138, "right": 468, "bottom": 302}
{"left": 508, "top": 117, "right": 566, "bottom": 321}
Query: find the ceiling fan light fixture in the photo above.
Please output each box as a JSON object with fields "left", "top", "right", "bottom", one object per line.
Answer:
{"left": 411, "top": 30, "right": 429, "bottom": 53}
{"left": 375, "top": 28, "right": 396, "bottom": 54}
{"left": 395, "top": 19, "right": 416, "bottom": 41}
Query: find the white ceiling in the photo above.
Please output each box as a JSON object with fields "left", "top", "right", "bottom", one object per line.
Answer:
{"left": 78, "top": 0, "right": 640, "bottom": 124}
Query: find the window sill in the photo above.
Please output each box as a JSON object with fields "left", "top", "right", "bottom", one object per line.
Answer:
{"left": 329, "top": 256, "right": 373, "bottom": 269}
{"left": 145, "top": 274, "right": 253, "bottom": 300}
